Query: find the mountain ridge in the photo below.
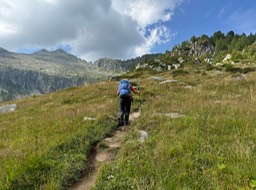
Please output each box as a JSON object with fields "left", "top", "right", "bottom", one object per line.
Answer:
{"left": 1, "top": 30, "right": 256, "bottom": 101}
{"left": 0, "top": 47, "right": 120, "bottom": 101}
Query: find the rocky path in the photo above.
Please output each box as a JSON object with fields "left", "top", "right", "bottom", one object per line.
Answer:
{"left": 71, "top": 111, "right": 140, "bottom": 190}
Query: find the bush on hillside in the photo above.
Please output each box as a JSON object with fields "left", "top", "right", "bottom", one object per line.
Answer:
{"left": 225, "top": 64, "right": 256, "bottom": 74}
{"left": 172, "top": 69, "right": 189, "bottom": 77}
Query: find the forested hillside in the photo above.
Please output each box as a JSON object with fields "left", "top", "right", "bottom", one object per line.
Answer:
{"left": 170, "top": 31, "right": 256, "bottom": 63}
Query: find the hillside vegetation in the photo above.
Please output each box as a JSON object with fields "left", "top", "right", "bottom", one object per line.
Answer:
{"left": 94, "top": 64, "right": 256, "bottom": 189}
{"left": 170, "top": 31, "right": 256, "bottom": 64}
{"left": 95, "top": 66, "right": 256, "bottom": 190}
{"left": 1, "top": 60, "right": 256, "bottom": 189}
{"left": 0, "top": 82, "right": 120, "bottom": 189}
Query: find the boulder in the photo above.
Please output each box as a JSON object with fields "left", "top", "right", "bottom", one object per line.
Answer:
{"left": 147, "top": 76, "right": 165, "bottom": 81}
{"left": 135, "top": 63, "right": 149, "bottom": 70}
{"left": 153, "top": 112, "right": 186, "bottom": 119}
{"left": 153, "top": 66, "right": 164, "bottom": 72}
{"left": 223, "top": 54, "right": 232, "bottom": 62}
{"left": 173, "top": 64, "right": 181, "bottom": 69}
{"left": 159, "top": 80, "right": 178, "bottom": 84}
{"left": 139, "top": 130, "right": 149, "bottom": 143}
{"left": 0, "top": 104, "right": 17, "bottom": 114}
{"left": 178, "top": 57, "right": 185, "bottom": 63}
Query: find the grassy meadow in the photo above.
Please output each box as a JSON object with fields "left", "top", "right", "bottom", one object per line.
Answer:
{"left": 1, "top": 63, "right": 256, "bottom": 189}
{"left": 0, "top": 81, "right": 120, "bottom": 189}
{"left": 94, "top": 64, "right": 256, "bottom": 189}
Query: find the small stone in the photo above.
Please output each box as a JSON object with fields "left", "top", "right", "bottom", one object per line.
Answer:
{"left": 153, "top": 112, "right": 186, "bottom": 119}
{"left": 107, "top": 175, "right": 114, "bottom": 180}
{"left": 159, "top": 80, "right": 178, "bottom": 84}
{"left": 83, "top": 117, "right": 96, "bottom": 121}
{"left": 139, "top": 130, "right": 149, "bottom": 143}
{"left": 184, "top": 85, "right": 192, "bottom": 89}
{"left": 147, "top": 76, "right": 164, "bottom": 81}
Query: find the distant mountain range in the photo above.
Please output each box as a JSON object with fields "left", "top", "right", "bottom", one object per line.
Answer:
{"left": 0, "top": 47, "right": 163, "bottom": 101}
{"left": 0, "top": 48, "right": 126, "bottom": 101}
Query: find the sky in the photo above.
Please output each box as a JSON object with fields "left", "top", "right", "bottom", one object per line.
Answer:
{"left": 0, "top": 0, "right": 256, "bottom": 62}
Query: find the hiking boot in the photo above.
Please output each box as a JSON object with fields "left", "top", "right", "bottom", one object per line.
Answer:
{"left": 117, "top": 120, "right": 124, "bottom": 127}
{"left": 124, "top": 121, "right": 129, "bottom": 126}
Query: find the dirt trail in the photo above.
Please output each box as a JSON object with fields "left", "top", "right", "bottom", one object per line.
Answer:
{"left": 71, "top": 111, "right": 140, "bottom": 190}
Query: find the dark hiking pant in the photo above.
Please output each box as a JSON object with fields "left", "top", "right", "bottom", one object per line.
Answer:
{"left": 119, "top": 95, "right": 132, "bottom": 125}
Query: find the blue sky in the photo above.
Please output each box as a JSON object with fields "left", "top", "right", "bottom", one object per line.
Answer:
{"left": 152, "top": 0, "right": 256, "bottom": 53}
{"left": 0, "top": 0, "right": 256, "bottom": 61}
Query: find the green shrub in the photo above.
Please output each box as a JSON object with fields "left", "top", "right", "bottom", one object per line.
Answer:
{"left": 225, "top": 64, "right": 256, "bottom": 74}
{"left": 225, "top": 64, "right": 243, "bottom": 73}
{"left": 172, "top": 69, "right": 189, "bottom": 77}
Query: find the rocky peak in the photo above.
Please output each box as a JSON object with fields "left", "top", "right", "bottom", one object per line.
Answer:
{"left": 0, "top": 47, "right": 10, "bottom": 54}
{"left": 53, "top": 49, "right": 68, "bottom": 54}
{"left": 33, "top": 49, "right": 49, "bottom": 55}
{"left": 94, "top": 58, "right": 127, "bottom": 72}
{"left": 33, "top": 48, "right": 69, "bottom": 56}
{"left": 31, "top": 48, "right": 79, "bottom": 64}
{"left": 0, "top": 47, "right": 14, "bottom": 58}
{"left": 171, "top": 41, "right": 215, "bottom": 57}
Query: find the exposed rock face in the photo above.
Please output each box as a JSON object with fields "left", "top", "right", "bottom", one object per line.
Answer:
{"left": 188, "top": 41, "right": 215, "bottom": 56}
{"left": 95, "top": 58, "right": 124, "bottom": 72}
{"left": 171, "top": 41, "right": 215, "bottom": 57}
{"left": 0, "top": 67, "right": 87, "bottom": 101}
{"left": 95, "top": 54, "right": 161, "bottom": 72}
{"left": 135, "top": 62, "right": 181, "bottom": 71}
{"left": 94, "top": 58, "right": 133, "bottom": 72}
{"left": 135, "top": 63, "right": 149, "bottom": 70}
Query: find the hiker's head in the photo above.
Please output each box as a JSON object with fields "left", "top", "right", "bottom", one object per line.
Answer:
{"left": 121, "top": 79, "right": 129, "bottom": 83}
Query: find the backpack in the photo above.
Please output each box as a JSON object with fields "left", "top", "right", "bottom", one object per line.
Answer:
{"left": 118, "top": 79, "right": 131, "bottom": 96}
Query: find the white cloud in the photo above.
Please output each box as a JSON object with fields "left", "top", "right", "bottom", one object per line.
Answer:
{"left": 0, "top": 21, "right": 17, "bottom": 37}
{"left": 112, "top": 0, "right": 180, "bottom": 27}
{"left": 135, "top": 25, "right": 173, "bottom": 55}
{"left": 0, "top": 0, "right": 183, "bottom": 61}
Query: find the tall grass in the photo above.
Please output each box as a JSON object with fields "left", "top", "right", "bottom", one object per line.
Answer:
{"left": 0, "top": 82, "right": 118, "bottom": 189}
{"left": 1, "top": 65, "right": 256, "bottom": 189}
{"left": 94, "top": 65, "right": 256, "bottom": 189}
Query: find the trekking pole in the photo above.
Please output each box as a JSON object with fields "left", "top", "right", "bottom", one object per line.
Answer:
{"left": 116, "top": 95, "right": 119, "bottom": 121}
{"left": 138, "top": 86, "right": 142, "bottom": 112}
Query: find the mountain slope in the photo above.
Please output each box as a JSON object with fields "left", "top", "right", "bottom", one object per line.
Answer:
{"left": 0, "top": 81, "right": 118, "bottom": 189}
{"left": 95, "top": 64, "right": 256, "bottom": 189}
{"left": 0, "top": 47, "right": 163, "bottom": 101}
{"left": 0, "top": 48, "right": 117, "bottom": 101}
{"left": 1, "top": 30, "right": 256, "bottom": 189}
{"left": 1, "top": 62, "right": 256, "bottom": 189}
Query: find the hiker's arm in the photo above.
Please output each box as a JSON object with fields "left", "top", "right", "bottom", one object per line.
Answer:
{"left": 131, "top": 86, "right": 140, "bottom": 94}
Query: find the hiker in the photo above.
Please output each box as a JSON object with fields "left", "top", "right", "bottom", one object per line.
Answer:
{"left": 117, "top": 79, "right": 140, "bottom": 126}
